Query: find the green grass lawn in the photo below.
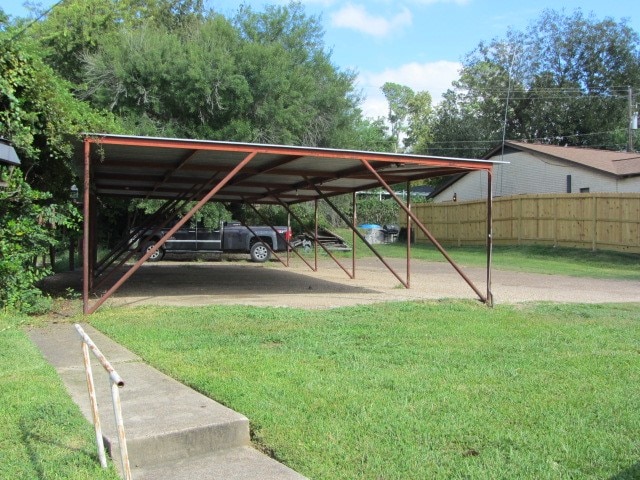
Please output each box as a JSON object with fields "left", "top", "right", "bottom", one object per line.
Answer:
{"left": 0, "top": 315, "right": 120, "bottom": 480}
{"left": 7, "top": 244, "right": 638, "bottom": 478}
{"left": 302, "top": 232, "right": 640, "bottom": 280}
{"left": 88, "top": 301, "right": 640, "bottom": 480}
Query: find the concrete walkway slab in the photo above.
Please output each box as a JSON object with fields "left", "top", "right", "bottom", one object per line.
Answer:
{"left": 27, "top": 323, "right": 306, "bottom": 480}
{"left": 133, "top": 446, "right": 306, "bottom": 480}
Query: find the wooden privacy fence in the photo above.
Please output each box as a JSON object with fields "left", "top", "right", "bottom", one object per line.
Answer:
{"left": 407, "top": 193, "right": 640, "bottom": 253}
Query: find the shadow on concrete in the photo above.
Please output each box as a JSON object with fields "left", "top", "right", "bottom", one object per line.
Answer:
{"left": 40, "top": 261, "right": 377, "bottom": 301}
{"left": 114, "top": 262, "right": 376, "bottom": 298}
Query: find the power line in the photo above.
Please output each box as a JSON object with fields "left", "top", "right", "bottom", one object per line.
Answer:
{"left": 466, "top": 86, "right": 637, "bottom": 93}
{"left": 427, "top": 130, "right": 625, "bottom": 146}
{"left": 3, "top": 0, "right": 66, "bottom": 45}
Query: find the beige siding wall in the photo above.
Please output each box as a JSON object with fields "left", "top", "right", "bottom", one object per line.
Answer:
{"left": 434, "top": 150, "right": 640, "bottom": 203}
{"left": 407, "top": 193, "right": 640, "bottom": 253}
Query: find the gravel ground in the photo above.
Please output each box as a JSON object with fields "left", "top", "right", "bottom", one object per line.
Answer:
{"left": 69, "top": 256, "right": 639, "bottom": 309}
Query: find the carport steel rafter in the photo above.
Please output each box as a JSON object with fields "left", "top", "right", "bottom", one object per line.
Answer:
{"left": 80, "top": 134, "right": 501, "bottom": 314}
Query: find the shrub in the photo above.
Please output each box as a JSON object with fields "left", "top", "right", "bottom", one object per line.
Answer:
{"left": 0, "top": 168, "right": 79, "bottom": 313}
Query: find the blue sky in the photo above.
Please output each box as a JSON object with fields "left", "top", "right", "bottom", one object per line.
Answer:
{"left": 4, "top": 0, "right": 640, "bottom": 118}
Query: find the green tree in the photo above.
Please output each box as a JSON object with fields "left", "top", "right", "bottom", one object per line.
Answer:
{"left": 381, "top": 82, "right": 434, "bottom": 153}
{"left": 0, "top": 168, "right": 81, "bottom": 312}
{"left": 405, "top": 90, "right": 433, "bottom": 153}
{"left": 29, "top": 0, "right": 205, "bottom": 84}
{"left": 429, "top": 89, "right": 489, "bottom": 158}
{"left": 0, "top": 29, "right": 116, "bottom": 312}
{"left": 331, "top": 116, "right": 395, "bottom": 152}
{"left": 430, "top": 9, "right": 640, "bottom": 156}
{"left": 81, "top": 3, "right": 362, "bottom": 147}
{"left": 356, "top": 197, "right": 399, "bottom": 226}
{"left": 381, "top": 82, "right": 414, "bottom": 152}
{"left": 0, "top": 33, "right": 118, "bottom": 198}
{"left": 231, "top": 2, "right": 360, "bottom": 147}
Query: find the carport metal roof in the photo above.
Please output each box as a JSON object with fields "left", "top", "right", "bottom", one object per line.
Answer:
{"left": 83, "top": 134, "right": 497, "bottom": 203}
{"left": 79, "top": 134, "right": 501, "bottom": 314}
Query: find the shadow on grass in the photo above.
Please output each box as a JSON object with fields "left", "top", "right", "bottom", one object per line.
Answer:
{"left": 609, "top": 462, "right": 640, "bottom": 480}
{"left": 19, "top": 404, "right": 100, "bottom": 480}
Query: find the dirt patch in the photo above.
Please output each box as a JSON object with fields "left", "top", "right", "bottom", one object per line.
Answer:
{"left": 41, "top": 256, "right": 640, "bottom": 310}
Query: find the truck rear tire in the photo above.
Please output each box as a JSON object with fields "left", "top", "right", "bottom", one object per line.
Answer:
{"left": 145, "top": 242, "right": 165, "bottom": 262}
{"left": 250, "top": 241, "right": 271, "bottom": 263}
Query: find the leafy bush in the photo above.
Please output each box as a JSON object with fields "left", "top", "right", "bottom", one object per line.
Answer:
{"left": 0, "top": 168, "right": 80, "bottom": 313}
{"left": 356, "top": 197, "right": 399, "bottom": 226}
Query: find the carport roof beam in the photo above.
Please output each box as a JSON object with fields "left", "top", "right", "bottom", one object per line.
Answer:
{"left": 79, "top": 133, "right": 503, "bottom": 205}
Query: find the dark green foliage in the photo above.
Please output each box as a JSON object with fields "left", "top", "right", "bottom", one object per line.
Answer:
{"left": 430, "top": 9, "right": 640, "bottom": 157}
{"left": 0, "top": 169, "right": 81, "bottom": 312}
{"left": 30, "top": 0, "right": 205, "bottom": 83}
{"left": 332, "top": 116, "right": 396, "bottom": 152}
{"left": 129, "top": 199, "right": 232, "bottom": 231}
{"left": 0, "top": 34, "right": 119, "bottom": 198}
{"left": 0, "top": 33, "right": 111, "bottom": 312}
{"left": 356, "top": 197, "right": 399, "bottom": 226}
{"left": 80, "top": 3, "right": 365, "bottom": 148}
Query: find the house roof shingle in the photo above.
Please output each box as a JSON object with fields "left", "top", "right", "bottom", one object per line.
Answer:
{"left": 496, "top": 141, "right": 640, "bottom": 178}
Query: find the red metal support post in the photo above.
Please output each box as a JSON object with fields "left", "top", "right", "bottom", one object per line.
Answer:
{"left": 277, "top": 198, "right": 352, "bottom": 276}
{"left": 84, "top": 151, "right": 258, "bottom": 314}
{"left": 352, "top": 191, "right": 356, "bottom": 279}
{"left": 307, "top": 179, "right": 407, "bottom": 288}
{"left": 274, "top": 199, "right": 319, "bottom": 272}
{"left": 314, "top": 199, "right": 318, "bottom": 271}
{"left": 486, "top": 170, "right": 494, "bottom": 306}
{"left": 287, "top": 211, "right": 291, "bottom": 266}
{"left": 83, "top": 140, "right": 91, "bottom": 314}
{"left": 360, "top": 159, "right": 488, "bottom": 303}
{"left": 406, "top": 181, "right": 411, "bottom": 288}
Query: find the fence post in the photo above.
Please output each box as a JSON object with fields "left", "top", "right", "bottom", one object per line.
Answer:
{"left": 518, "top": 197, "right": 523, "bottom": 245}
{"left": 457, "top": 203, "right": 462, "bottom": 247}
{"left": 553, "top": 197, "right": 558, "bottom": 247}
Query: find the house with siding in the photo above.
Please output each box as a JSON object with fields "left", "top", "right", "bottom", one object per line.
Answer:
{"left": 431, "top": 141, "right": 640, "bottom": 203}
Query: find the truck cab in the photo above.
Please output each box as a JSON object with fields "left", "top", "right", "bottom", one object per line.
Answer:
{"left": 131, "top": 219, "right": 291, "bottom": 263}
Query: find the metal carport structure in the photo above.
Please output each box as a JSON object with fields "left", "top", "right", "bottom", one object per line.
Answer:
{"left": 79, "top": 134, "right": 501, "bottom": 314}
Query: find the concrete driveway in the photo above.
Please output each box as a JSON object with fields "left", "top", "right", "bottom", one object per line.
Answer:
{"left": 91, "top": 256, "right": 639, "bottom": 309}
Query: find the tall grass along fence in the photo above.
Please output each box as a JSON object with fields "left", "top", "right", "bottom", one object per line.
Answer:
{"left": 406, "top": 193, "right": 640, "bottom": 253}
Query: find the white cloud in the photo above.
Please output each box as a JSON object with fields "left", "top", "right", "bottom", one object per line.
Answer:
{"left": 358, "top": 61, "right": 462, "bottom": 119}
{"left": 331, "top": 4, "right": 412, "bottom": 37}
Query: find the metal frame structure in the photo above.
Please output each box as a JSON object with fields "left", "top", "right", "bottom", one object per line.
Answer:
{"left": 80, "top": 134, "right": 501, "bottom": 314}
{"left": 75, "top": 323, "right": 131, "bottom": 479}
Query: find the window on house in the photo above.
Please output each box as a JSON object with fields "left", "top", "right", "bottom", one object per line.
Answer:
{"left": 580, "top": 187, "right": 590, "bottom": 193}
{"left": 566, "top": 175, "right": 572, "bottom": 193}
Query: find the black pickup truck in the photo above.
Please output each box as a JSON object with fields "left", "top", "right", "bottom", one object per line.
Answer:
{"left": 132, "top": 220, "right": 292, "bottom": 263}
